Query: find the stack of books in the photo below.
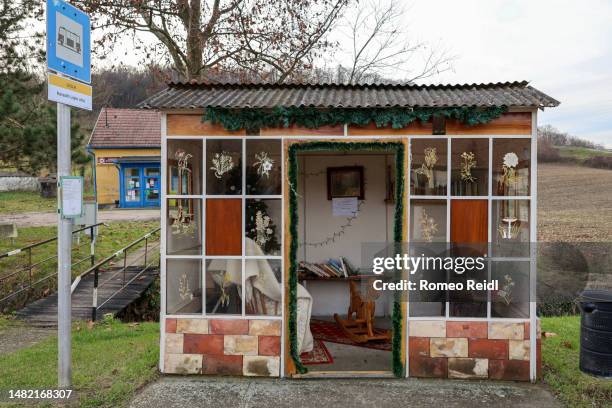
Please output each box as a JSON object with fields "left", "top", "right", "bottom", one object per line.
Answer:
{"left": 299, "top": 258, "right": 355, "bottom": 278}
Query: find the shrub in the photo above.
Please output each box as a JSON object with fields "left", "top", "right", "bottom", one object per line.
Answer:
{"left": 584, "top": 155, "right": 612, "bottom": 170}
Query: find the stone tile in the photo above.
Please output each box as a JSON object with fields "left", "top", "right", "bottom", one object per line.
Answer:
{"left": 165, "top": 318, "right": 177, "bottom": 333}
{"left": 164, "top": 353, "right": 202, "bottom": 374}
{"left": 183, "top": 334, "right": 224, "bottom": 355}
{"left": 224, "top": 335, "right": 258, "bottom": 355}
{"left": 430, "top": 338, "right": 468, "bottom": 358}
{"left": 202, "top": 354, "right": 243, "bottom": 375}
{"left": 243, "top": 356, "right": 280, "bottom": 377}
{"left": 446, "top": 321, "right": 487, "bottom": 338}
{"left": 448, "top": 358, "right": 488, "bottom": 379}
{"left": 509, "top": 340, "right": 530, "bottom": 361}
{"left": 409, "top": 337, "right": 430, "bottom": 357}
{"left": 409, "top": 321, "right": 446, "bottom": 338}
{"left": 488, "top": 322, "right": 524, "bottom": 340}
{"left": 165, "top": 333, "right": 183, "bottom": 354}
{"left": 210, "top": 319, "right": 249, "bottom": 335}
{"left": 409, "top": 356, "right": 447, "bottom": 378}
{"left": 468, "top": 338, "right": 508, "bottom": 360}
{"left": 176, "top": 319, "right": 209, "bottom": 334}
{"left": 489, "top": 359, "right": 530, "bottom": 381}
{"left": 258, "top": 336, "right": 281, "bottom": 356}
{"left": 249, "top": 320, "right": 281, "bottom": 336}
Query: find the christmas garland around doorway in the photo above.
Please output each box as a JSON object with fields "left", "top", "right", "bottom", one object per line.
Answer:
{"left": 287, "top": 141, "right": 405, "bottom": 377}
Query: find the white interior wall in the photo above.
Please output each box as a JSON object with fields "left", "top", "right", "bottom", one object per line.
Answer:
{"left": 296, "top": 153, "right": 395, "bottom": 316}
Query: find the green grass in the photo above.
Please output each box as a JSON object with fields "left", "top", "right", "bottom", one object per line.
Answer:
{"left": 555, "top": 146, "right": 612, "bottom": 161}
{"left": 0, "top": 221, "right": 160, "bottom": 312}
{"left": 0, "top": 318, "right": 159, "bottom": 407}
{"left": 541, "top": 316, "right": 612, "bottom": 408}
{"left": 0, "top": 191, "right": 56, "bottom": 214}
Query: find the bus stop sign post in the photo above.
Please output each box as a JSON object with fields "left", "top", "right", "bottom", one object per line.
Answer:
{"left": 46, "top": 0, "right": 91, "bottom": 388}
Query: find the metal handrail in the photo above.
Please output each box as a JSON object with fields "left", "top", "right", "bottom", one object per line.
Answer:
{"left": 82, "top": 227, "right": 161, "bottom": 321}
{"left": 0, "top": 223, "right": 105, "bottom": 261}
{"left": 0, "top": 223, "right": 105, "bottom": 306}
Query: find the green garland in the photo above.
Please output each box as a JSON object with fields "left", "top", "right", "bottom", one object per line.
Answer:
{"left": 288, "top": 141, "right": 405, "bottom": 377}
{"left": 203, "top": 106, "right": 507, "bottom": 131}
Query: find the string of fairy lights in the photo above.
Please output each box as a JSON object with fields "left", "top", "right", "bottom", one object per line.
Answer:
{"left": 291, "top": 166, "right": 367, "bottom": 248}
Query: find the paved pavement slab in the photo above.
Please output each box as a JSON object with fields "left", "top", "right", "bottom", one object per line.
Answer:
{"left": 130, "top": 376, "right": 561, "bottom": 408}
{"left": 0, "top": 209, "right": 160, "bottom": 227}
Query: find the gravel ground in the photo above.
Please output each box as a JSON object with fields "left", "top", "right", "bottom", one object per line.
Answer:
{"left": 0, "top": 208, "right": 160, "bottom": 227}
{"left": 129, "top": 376, "right": 561, "bottom": 408}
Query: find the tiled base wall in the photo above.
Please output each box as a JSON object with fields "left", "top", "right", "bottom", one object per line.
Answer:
{"left": 163, "top": 318, "right": 281, "bottom": 377}
{"left": 408, "top": 320, "right": 541, "bottom": 381}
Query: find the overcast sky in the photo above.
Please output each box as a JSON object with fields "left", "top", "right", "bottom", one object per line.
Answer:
{"left": 99, "top": 0, "right": 611, "bottom": 147}
{"left": 400, "top": 0, "right": 612, "bottom": 147}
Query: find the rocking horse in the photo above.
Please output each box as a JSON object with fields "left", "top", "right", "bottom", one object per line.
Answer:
{"left": 333, "top": 279, "right": 392, "bottom": 343}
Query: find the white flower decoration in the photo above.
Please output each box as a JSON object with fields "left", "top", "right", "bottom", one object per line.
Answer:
{"left": 503, "top": 152, "right": 519, "bottom": 168}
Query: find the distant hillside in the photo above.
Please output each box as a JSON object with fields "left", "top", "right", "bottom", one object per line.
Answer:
{"left": 538, "top": 126, "right": 611, "bottom": 169}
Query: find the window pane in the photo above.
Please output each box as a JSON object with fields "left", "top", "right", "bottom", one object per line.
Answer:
{"left": 451, "top": 138, "right": 488, "bottom": 196}
{"left": 206, "top": 139, "right": 242, "bottom": 195}
{"left": 167, "top": 198, "right": 202, "bottom": 255}
{"left": 491, "top": 261, "right": 529, "bottom": 318}
{"left": 167, "top": 139, "right": 202, "bottom": 195}
{"left": 246, "top": 259, "right": 282, "bottom": 316}
{"left": 410, "top": 200, "right": 447, "bottom": 242}
{"left": 492, "top": 200, "right": 530, "bottom": 257}
{"left": 124, "top": 168, "right": 140, "bottom": 202}
{"left": 166, "top": 259, "right": 202, "bottom": 314}
{"left": 246, "top": 199, "right": 282, "bottom": 256}
{"left": 449, "top": 245, "right": 488, "bottom": 317}
{"left": 205, "top": 259, "right": 242, "bottom": 315}
{"left": 246, "top": 139, "right": 282, "bottom": 195}
{"left": 408, "top": 243, "right": 446, "bottom": 317}
{"left": 493, "top": 139, "right": 530, "bottom": 196}
{"left": 410, "top": 139, "right": 447, "bottom": 195}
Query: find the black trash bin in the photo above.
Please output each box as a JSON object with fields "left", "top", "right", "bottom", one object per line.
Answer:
{"left": 38, "top": 176, "right": 57, "bottom": 198}
{"left": 579, "top": 289, "right": 612, "bottom": 378}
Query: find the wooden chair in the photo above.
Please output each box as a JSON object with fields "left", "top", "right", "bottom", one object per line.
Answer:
{"left": 334, "top": 280, "right": 391, "bottom": 343}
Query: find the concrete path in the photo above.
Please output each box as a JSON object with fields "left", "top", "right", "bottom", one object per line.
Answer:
{"left": 129, "top": 377, "right": 561, "bottom": 408}
{"left": 0, "top": 322, "right": 54, "bottom": 355}
{"left": 0, "top": 208, "right": 160, "bottom": 227}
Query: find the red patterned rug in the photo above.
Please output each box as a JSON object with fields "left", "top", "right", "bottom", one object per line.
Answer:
{"left": 300, "top": 339, "right": 333, "bottom": 365}
{"left": 310, "top": 319, "right": 392, "bottom": 352}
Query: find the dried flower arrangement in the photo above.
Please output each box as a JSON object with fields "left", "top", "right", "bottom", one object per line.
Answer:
{"left": 170, "top": 205, "right": 195, "bottom": 235}
{"left": 501, "top": 152, "right": 520, "bottom": 188}
{"left": 253, "top": 151, "right": 275, "bottom": 178}
{"left": 496, "top": 274, "right": 515, "bottom": 305}
{"left": 172, "top": 149, "right": 195, "bottom": 236}
{"left": 420, "top": 208, "right": 438, "bottom": 242}
{"left": 415, "top": 147, "right": 438, "bottom": 188}
{"left": 497, "top": 217, "right": 521, "bottom": 239}
{"left": 178, "top": 273, "right": 193, "bottom": 301}
{"left": 210, "top": 151, "right": 235, "bottom": 179}
{"left": 254, "top": 210, "right": 273, "bottom": 247}
{"left": 460, "top": 151, "right": 477, "bottom": 182}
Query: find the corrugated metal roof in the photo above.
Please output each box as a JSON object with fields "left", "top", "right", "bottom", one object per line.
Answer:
{"left": 138, "top": 81, "right": 559, "bottom": 110}
{"left": 88, "top": 108, "right": 161, "bottom": 148}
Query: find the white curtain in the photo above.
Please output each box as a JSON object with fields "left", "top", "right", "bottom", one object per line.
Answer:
{"left": 207, "top": 238, "right": 313, "bottom": 353}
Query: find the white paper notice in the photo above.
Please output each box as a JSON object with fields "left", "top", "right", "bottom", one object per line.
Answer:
{"left": 332, "top": 197, "right": 358, "bottom": 216}
{"left": 61, "top": 177, "right": 83, "bottom": 218}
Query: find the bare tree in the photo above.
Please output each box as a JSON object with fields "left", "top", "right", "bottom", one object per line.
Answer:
{"left": 337, "top": 0, "right": 453, "bottom": 84}
{"left": 77, "top": 0, "right": 350, "bottom": 81}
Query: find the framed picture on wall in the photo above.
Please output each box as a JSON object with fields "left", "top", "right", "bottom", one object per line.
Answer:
{"left": 327, "top": 166, "right": 364, "bottom": 200}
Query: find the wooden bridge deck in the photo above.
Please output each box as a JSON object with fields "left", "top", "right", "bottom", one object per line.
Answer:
{"left": 15, "top": 266, "right": 158, "bottom": 327}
